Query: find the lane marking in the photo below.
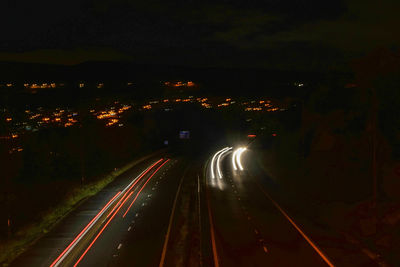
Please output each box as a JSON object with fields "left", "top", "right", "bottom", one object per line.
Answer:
{"left": 256, "top": 182, "right": 334, "bottom": 267}
{"left": 158, "top": 167, "right": 185, "bottom": 267}
{"left": 263, "top": 246, "right": 268, "bottom": 253}
{"left": 128, "top": 226, "right": 131, "bottom": 231}
{"left": 117, "top": 244, "right": 122, "bottom": 250}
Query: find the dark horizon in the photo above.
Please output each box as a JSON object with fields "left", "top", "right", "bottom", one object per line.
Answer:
{"left": 1, "top": 0, "right": 399, "bottom": 71}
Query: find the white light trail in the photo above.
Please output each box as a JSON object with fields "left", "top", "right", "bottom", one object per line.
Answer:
{"left": 210, "top": 147, "right": 231, "bottom": 179}
{"left": 237, "top": 147, "right": 246, "bottom": 171}
{"left": 217, "top": 147, "right": 231, "bottom": 179}
{"left": 232, "top": 147, "right": 247, "bottom": 171}
{"left": 232, "top": 149, "right": 238, "bottom": 170}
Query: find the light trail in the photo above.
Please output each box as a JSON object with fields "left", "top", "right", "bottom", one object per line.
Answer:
{"left": 232, "top": 147, "right": 246, "bottom": 171}
{"left": 51, "top": 158, "right": 163, "bottom": 267}
{"left": 216, "top": 147, "right": 231, "bottom": 179}
{"left": 232, "top": 148, "right": 239, "bottom": 170}
{"left": 74, "top": 159, "right": 170, "bottom": 266}
{"left": 210, "top": 147, "right": 230, "bottom": 179}
{"left": 50, "top": 191, "right": 121, "bottom": 267}
{"left": 122, "top": 159, "right": 170, "bottom": 217}
{"left": 106, "top": 159, "right": 163, "bottom": 218}
{"left": 236, "top": 147, "right": 246, "bottom": 171}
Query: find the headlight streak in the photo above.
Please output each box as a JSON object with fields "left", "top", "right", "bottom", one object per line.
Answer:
{"left": 216, "top": 147, "right": 231, "bottom": 179}
{"left": 237, "top": 147, "right": 246, "bottom": 171}
{"left": 232, "top": 149, "right": 239, "bottom": 170}
{"left": 210, "top": 147, "right": 230, "bottom": 179}
{"left": 231, "top": 147, "right": 247, "bottom": 171}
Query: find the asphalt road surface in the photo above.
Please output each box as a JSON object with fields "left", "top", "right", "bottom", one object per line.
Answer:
{"left": 12, "top": 147, "right": 380, "bottom": 267}
{"left": 12, "top": 154, "right": 184, "bottom": 267}
{"left": 204, "top": 147, "right": 330, "bottom": 267}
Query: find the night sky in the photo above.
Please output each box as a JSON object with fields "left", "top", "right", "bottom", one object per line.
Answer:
{"left": 0, "top": 0, "right": 399, "bottom": 71}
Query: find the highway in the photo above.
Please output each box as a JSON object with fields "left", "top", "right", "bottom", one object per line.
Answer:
{"left": 12, "top": 146, "right": 380, "bottom": 267}
{"left": 204, "top": 147, "right": 333, "bottom": 267}
{"left": 12, "top": 155, "right": 185, "bottom": 267}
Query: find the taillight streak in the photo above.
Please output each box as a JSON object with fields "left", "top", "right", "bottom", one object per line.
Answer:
{"left": 106, "top": 159, "right": 163, "bottom": 218}
{"left": 122, "top": 159, "right": 170, "bottom": 218}
{"left": 74, "top": 159, "right": 170, "bottom": 266}
{"left": 50, "top": 158, "right": 163, "bottom": 267}
{"left": 50, "top": 191, "right": 121, "bottom": 267}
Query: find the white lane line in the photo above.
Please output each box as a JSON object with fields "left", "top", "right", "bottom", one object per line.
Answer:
{"left": 117, "top": 243, "right": 122, "bottom": 250}
{"left": 128, "top": 226, "right": 132, "bottom": 231}
{"left": 263, "top": 246, "right": 268, "bottom": 253}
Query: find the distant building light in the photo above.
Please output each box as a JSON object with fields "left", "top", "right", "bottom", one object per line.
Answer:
{"left": 247, "top": 134, "right": 256, "bottom": 138}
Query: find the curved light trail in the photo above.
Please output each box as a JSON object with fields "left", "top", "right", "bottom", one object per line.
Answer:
{"left": 232, "top": 147, "right": 246, "bottom": 171}
{"left": 210, "top": 147, "right": 231, "bottom": 179}
{"left": 74, "top": 159, "right": 169, "bottom": 267}
{"left": 236, "top": 147, "right": 246, "bottom": 171}
{"left": 232, "top": 149, "right": 239, "bottom": 170}
{"left": 216, "top": 147, "right": 231, "bottom": 179}
{"left": 50, "top": 158, "right": 164, "bottom": 267}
